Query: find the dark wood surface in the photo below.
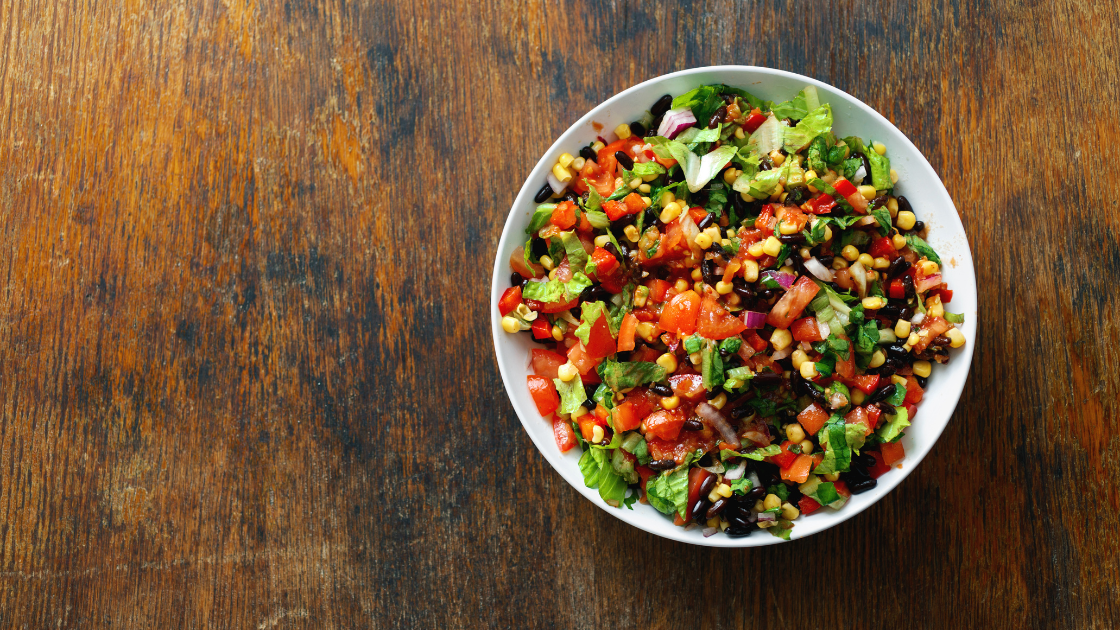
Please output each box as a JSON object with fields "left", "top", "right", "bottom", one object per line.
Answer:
{"left": 2, "top": 0, "right": 1117, "bottom": 627}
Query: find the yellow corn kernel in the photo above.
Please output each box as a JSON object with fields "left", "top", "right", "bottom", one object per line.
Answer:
{"left": 763, "top": 236, "right": 782, "bottom": 257}
{"left": 892, "top": 233, "right": 907, "bottom": 250}
{"left": 861, "top": 296, "right": 883, "bottom": 311}
{"left": 674, "top": 278, "right": 689, "bottom": 292}
{"left": 623, "top": 225, "right": 640, "bottom": 242}
{"left": 894, "top": 319, "right": 912, "bottom": 338}
{"left": 747, "top": 240, "right": 766, "bottom": 258}
{"left": 710, "top": 392, "right": 728, "bottom": 410}
{"left": 798, "top": 247, "right": 810, "bottom": 260}
{"left": 771, "top": 328, "right": 793, "bottom": 351}
{"left": 614, "top": 123, "right": 632, "bottom": 140}
{"left": 572, "top": 156, "right": 586, "bottom": 171}
{"left": 558, "top": 152, "right": 574, "bottom": 168}
{"left": 571, "top": 405, "right": 587, "bottom": 419}
{"left": 661, "top": 191, "right": 676, "bottom": 207}
{"left": 695, "top": 233, "right": 713, "bottom": 249}
{"left": 594, "top": 234, "right": 611, "bottom": 248}
{"left": 841, "top": 245, "right": 860, "bottom": 261}
{"left": 639, "top": 183, "right": 652, "bottom": 193}
{"left": 785, "top": 422, "right": 806, "bottom": 443}
{"left": 824, "top": 225, "right": 834, "bottom": 242}
{"left": 629, "top": 178, "right": 642, "bottom": 190}
{"left": 715, "top": 280, "right": 733, "bottom": 295}
{"left": 768, "top": 184, "right": 784, "bottom": 202}
{"left": 708, "top": 488, "right": 722, "bottom": 503}
{"left": 764, "top": 494, "right": 782, "bottom": 511}
{"left": 636, "top": 322, "right": 659, "bottom": 342}
{"left": 824, "top": 472, "right": 840, "bottom": 482}
{"left": 691, "top": 268, "right": 704, "bottom": 282}
{"left": 716, "top": 483, "right": 734, "bottom": 498}
{"left": 907, "top": 332, "right": 920, "bottom": 346}
{"left": 588, "top": 424, "right": 603, "bottom": 443}
{"left": 858, "top": 185, "right": 877, "bottom": 200}
{"left": 799, "top": 361, "right": 818, "bottom": 379}
{"left": 656, "top": 352, "right": 678, "bottom": 373}
{"left": 723, "top": 168, "right": 738, "bottom": 185}
{"left": 779, "top": 265, "right": 795, "bottom": 276}
{"left": 741, "top": 259, "right": 759, "bottom": 282}
{"left": 501, "top": 316, "right": 520, "bottom": 333}
{"left": 734, "top": 127, "right": 746, "bottom": 139}
{"left": 691, "top": 281, "right": 703, "bottom": 294}
{"left": 641, "top": 196, "right": 652, "bottom": 207}
{"left": 551, "top": 325, "right": 564, "bottom": 341}
{"left": 791, "top": 349, "right": 808, "bottom": 370}
{"left": 927, "top": 294, "right": 945, "bottom": 318}
{"left": 869, "top": 350, "right": 886, "bottom": 368}
{"left": 660, "top": 395, "right": 680, "bottom": 410}
{"left": 913, "top": 360, "right": 933, "bottom": 378}
{"left": 919, "top": 260, "right": 940, "bottom": 275}
{"left": 858, "top": 253, "right": 875, "bottom": 268}
{"left": 832, "top": 257, "right": 849, "bottom": 270}
{"left": 799, "top": 440, "right": 814, "bottom": 455}
{"left": 707, "top": 517, "right": 721, "bottom": 528}
{"left": 781, "top": 502, "right": 800, "bottom": 520}
{"left": 689, "top": 351, "right": 702, "bottom": 366}
{"left": 558, "top": 362, "right": 578, "bottom": 382}
{"left": 779, "top": 220, "right": 800, "bottom": 235}
{"left": 873, "top": 256, "right": 891, "bottom": 270}
{"left": 769, "top": 150, "right": 786, "bottom": 167}
{"left": 866, "top": 269, "right": 879, "bottom": 281}
{"left": 887, "top": 197, "right": 899, "bottom": 213}
{"left": 890, "top": 168, "right": 899, "bottom": 184}
{"left": 539, "top": 255, "right": 555, "bottom": 271}
{"left": 592, "top": 140, "right": 605, "bottom": 152}
{"left": 552, "top": 163, "right": 572, "bottom": 183}
{"left": 660, "top": 201, "right": 682, "bottom": 223}
{"left": 891, "top": 374, "right": 908, "bottom": 386}
{"left": 704, "top": 226, "right": 721, "bottom": 242}
{"left": 896, "top": 211, "right": 916, "bottom": 231}
{"left": 851, "top": 388, "right": 866, "bottom": 405}
{"left": 872, "top": 141, "right": 887, "bottom": 155}
{"left": 947, "top": 327, "right": 966, "bottom": 348}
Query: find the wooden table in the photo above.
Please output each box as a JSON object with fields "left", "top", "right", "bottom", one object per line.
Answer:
{"left": 2, "top": 1, "right": 1117, "bottom": 627}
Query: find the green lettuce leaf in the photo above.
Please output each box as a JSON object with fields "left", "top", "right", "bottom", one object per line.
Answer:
{"left": 521, "top": 271, "right": 593, "bottom": 304}
{"left": 871, "top": 207, "right": 892, "bottom": 236}
{"left": 597, "top": 359, "right": 666, "bottom": 392}
{"left": 783, "top": 104, "right": 833, "bottom": 152}
{"left": 715, "top": 84, "right": 771, "bottom": 112}
{"left": 528, "top": 204, "right": 556, "bottom": 235}
{"left": 885, "top": 382, "right": 906, "bottom": 406}
{"left": 771, "top": 90, "right": 809, "bottom": 120}
{"left": 646, "top": 467, "right": 690, "bottom": 517}
{"left": 867, "top": 145, "right": 891, "bottom": 190}
{"left": 701, "top": 340, "right": 725, "bottom": 391}
{"left": 670, "top": 85, "right": 724, "bottom": 124}
{"left": 573, "top": 301, "right": 608, "bottom": 345}
{"left": 877, "top": 406, "right": 910, "bottom": 442}
{"left": 553, "top": 377, "right": 588, "bottom": 415}
{"left": 558, "top": 230, "right": 589, "bottom": 273}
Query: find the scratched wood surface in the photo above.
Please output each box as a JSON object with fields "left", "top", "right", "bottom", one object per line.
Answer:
{"left": 0, "top": 0, "right": 1117, "bottom": 627}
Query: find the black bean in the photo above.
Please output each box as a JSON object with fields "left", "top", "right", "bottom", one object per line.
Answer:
{"left": 912, "top": 220, "right": 925, "bottom": 233}
{"left": 510, "top": 272, "right": 524, "bottom": 288}
{"left": 887, "top": 257, "right": 911, "bottom": 279}
{"left": 709, "top": 105, "right": 727, "bottom": 129}
{"left": 581, "top": 399, "right": 596, "bottom": 411}
{"left": 753, "top": 372, "right": 782, "bottom": 387}
{"left": 853, "top": 453, "right": 876, "bottom": 468}
{"left": 876, "top": 402, "right": 897, "bottom": 416}
{"left": 701, "top": 258, "right": 719, "bottom": 286}
{"left": 902, "top": 274, "right": 916, "bottom": 299}
{"left": 860, "top": 153, "right": 873, "bottom": 183}
{"left": 915, "top": 375, "right": 928, "bottom": 388}
{"left": 683, "top": 418, "right": 703, "bottom": 432}
{"left": 886, "top": 344, "right": 909, "bottom": 360}
{"left": 818, "top": 255, "right": 834, "bottom": 267}
{"left": 603, "top": 242, "right": 622, "bottom": 261}
{"left": 706, "top": 499, "right": 729, "bottom": 519}
{"left": 785, "top": 187, "right": 807, "bottom": 205}
{"left": 731, "top": 277, "right": 754, "bottom": 300}
{"left": 727, "top": 404, "right": 750, "bottom": 420}
{"left": 651, "top": 94, "right": 673, "bottom": 117}
{"left": 531, "top": 237, "right": 548, "bottom": 258}
{"left": 562, "top": 190, "right": 579, "bottom": 203}
{"left": 757, "top": 288, "right": 776, "bottom": 300}
{"left": 648, "top": 459, "right": 677, "bottom": 471}
{"left": 728, "top": 512, "right": 752, "bottom": 528}
{"left": 878, "top": 305, "right": 902, "bottom": 320}
{"left": 746, "top": 486, "right": 767, "bottom": 501}
{"left": 614, "top": 151, "right": 634, "bottom": 171}
{"left": 933, "top": 335, "right": 951, "bottom": 346}
{"left": 696, "top": 212, "right": 715, "bottom": 230}
{"left": 868, "top": 384, "right": 896, "bottom": 404}
{"left": 533, "top": 184, "right": 553, "bottom": 204}
{"left": 698, "top": 475, "right": 717, "bottom": 499}
{"left": 778, "top": 234, "right": 805, "bottom": 245}
{"left": 897, "top": 196, "right": 914, "bottom": 216}
{"left": 725, "top": 524, "right": 754, "bottom": 537}
{"left": 691, "top": 499, "right": 710, "bottom": 523}
{"left": 850, "top": 478, "right": 877, "bottom": 494}
{"left": 643, "top": 207, "right": 659, "bottom": 227}
{"left": 629, "top": 122, "right": 646, "bottom": 138}
{"left": 580, "top": 284, "right": 610, "bottom": 303}
{"left": 649, "top": 382, "right": 672, "bottom": 397}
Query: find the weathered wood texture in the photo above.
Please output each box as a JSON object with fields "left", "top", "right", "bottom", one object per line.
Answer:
{"left": 0, "top": 0, "right": 1117, "bottom": 627}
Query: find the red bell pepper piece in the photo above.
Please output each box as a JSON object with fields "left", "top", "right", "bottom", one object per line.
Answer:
{"left": 530, "top": 317, "right": 552, "bottom": 340}
{"left": 526, "top": 375, "right": 560, "bottom": 416}
{"left": 498, "top": 286, "right": 522, "bottom": 316}
{"left": 799, "top": 496, "right": 822, "bottom": 515}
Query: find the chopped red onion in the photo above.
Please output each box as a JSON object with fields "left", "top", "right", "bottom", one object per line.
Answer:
{"left": 656, "top": 107, "right": 697, "bottom": 139}
{"left": 703, "top": 526, "right": 719, "bottom": 538}
{"left": 723, "top": 461, "right": 746, "bottom": 480}
{"left": 743, "top": 310, "right": 768, "bottom": 329}
{"left": 849, "top": 260, "right": 868, "bottom": 298}
{"left": 679, "top": 212, "right": 701, "bottom": 254}
{"left": 803, "top": 257, "right": 834, "bottom": 282}
{"left": 915, "top": 272, "right": 943, "bottom": 293}
{"left": 771, "top": 346, "right": 792, "bottom": 361}
{"left": 762, "top": 269, "right": 796, "bottom": 289}
{"left": 746, "top": 471, "right": 761, "bottom": 491}
{"left": 547, "top": 171, "right": 569, "bottom": 195}
{"left": 757, "top": 511, "right": 777, "bottom": 523}
{"left": 697, "top": 402, "right": 741, "bottom": 449}
{"left": 911, "top": 312, "right": 926, "bottom": 325}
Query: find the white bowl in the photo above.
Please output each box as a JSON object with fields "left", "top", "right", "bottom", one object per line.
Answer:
{"left": 490, "top": 66, "right": 977, "bottom": 547}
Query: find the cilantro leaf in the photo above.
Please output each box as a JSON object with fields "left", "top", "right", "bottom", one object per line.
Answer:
{"left": 905, "top": 234, "right": 942, "bottom": 265}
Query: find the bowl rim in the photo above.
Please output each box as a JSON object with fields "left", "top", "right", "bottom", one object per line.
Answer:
{"left": 490, "top": 65, "right": 977, "bottom": 547}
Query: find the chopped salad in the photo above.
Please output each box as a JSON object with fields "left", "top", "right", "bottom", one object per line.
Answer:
{"left": 499, "top": 83, "right": 966, "bottom": 539}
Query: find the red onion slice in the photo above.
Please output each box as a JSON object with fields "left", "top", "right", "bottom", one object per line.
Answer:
{"left": 915, "top": 272, "right": 942, "bottom": 293}
{"left": 803, "top": 257, "right": 834, "bottom": 282}
{"left": 697, "top": 402, "right": 741, "bottom": 449}
{"left": 762, "top": 269, "right": 796, "bottom": 289}
{"left": 743, "top": 310, "right": 768, "bottom": 329}
{"left": 656, "top": 107, "right": 697, "bottom": 139}
{"left": 771, "top": 345, "right": 792, "bottom": 361}
{"left": 703, "top": 526, "right": 719, "bottom": 537}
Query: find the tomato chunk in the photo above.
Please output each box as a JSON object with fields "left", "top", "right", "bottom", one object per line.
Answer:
{"left": 553, "top": 415, "right": 577, "bottom": 452}
{"left": 881, "top": 440, "right": 906, "bottom": 466}
{"left": 781, "top": 454, "right": 814, "bottom": 483}
{"left": 549, "top": 200, "right": 577, "bottom": 229}
{"left": 867, "top": 450, "right": 891, "bottom": 478}
{"left": 643, "top": 409, "right": 686, "bottom": 441}
{"left": 530, "top": 349, "right": 567, "bottom": 380}
{"left": 584, "top": 316, "right": 617, "bottom": 359}
{"left": 903, "top": 375, "right": 925, "bottom": 405}
{"left": 799, "top": 496, "right": 822, "bottom": 515}
{"left": 498, "top": 286, "right": 522, "bottom": 316}
{"left": 766, "top": 276, "right": 820, "bottom": 329}
{"left": 790, "top": 317, "right": 822, "bottom": 342}
{"left": 685, "top": 467, "right": 713, "bottom": 522}
{"left": 526, "top": 375, "right": 560, "bottom": 416}
{"left": 849, "top": 374, "right": 880, "bottom": 395}
{"left": 590, "top": 247, "right": 619, "bottom": 277}
{"left": 797, "top": 403, "right": 829, "bottom": 436}
{"left": 567, "top": 342, "right": 602, "bottom": 375}
{"left": 669, "top": 373, "right": 706, "bottom": 401}
{"left": 697, "top": 294, "right": 747, "bottom": 340}
{"left": 769, "top": 440, "right": 798, "bottom": 469}
{"left": 616, "top": 313, "right": 638, "bottom": 352}
{"left": 869, "top": 236, "right": 899, "bottom": 260}
{"left": 658, "top": 290, "right": 701, "bottom": 336}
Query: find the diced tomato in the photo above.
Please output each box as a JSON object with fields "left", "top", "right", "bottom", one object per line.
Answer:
{"left": 591, "top": 247, "right": 619, "bottom": 277}
{"left": 755, "top": 205, "right": 777, "bottom": 235}
{"left": 612, "top": 402, "right": 640, "bottom": 432}
{"left": 530, "top": 348, "right": 567, "bottom": 379}
{"left": 797, "top": 403, "right": 830, "bottom": 436}
{"left": 913, "top": 316, "right": 950, "bottom": 352}
{"left": 937, "top": 288, "right": 954, "bottom": 303}
{"left": 602, "top": 199, "right": 629, "bottom": 221}
{"left": 636, "top": 464, "right": 654, "bottom": 500}
{"left": 531, "top": 317, "right": 552, "bottom": 340}
{"left": 669, "top": 373, "right": 707, "bottom": 401}
{"left": 869, "top": 236, "right": 899, "bottom": 260}
{"left": 581, "top": 370, "right": 602, "bottom": 386}
{"left": 832, "top": 177, "right": 858, "bottom": 199}
{"left": 553, "top": 415, "right": 577, "bottom": 452}
{"left": 573, "top": 159, "right": 614, "bottom": 197}
{"left": 584, "top": 316, "right": 617, "bottom": 359}
{"left": 790, "top": 317, "right": 823, "bottom": 342}
{"left": 647, "top": 431, "right": 718, "bottom": 464}
{"left": 781, "top": 454, "right": 814, "bottom": 483}
{"left": 567, "top": 342, "right": 602, "bottom": 375}
{"left": 802, "top": 193, "right": 837, "bottom": 215}
{"left": 778, "top": 206, "right": 809, "bottom": 233}
{"left": 643, "top": 409, "right": 686, "bottom": 441}
{"left": 632, "top": 306, "right": 659, "bottom": 323}
{"left": 526, "top": 375, "right": 560, "bottom": 416}
{"left": 889, "top": 279, "right": 906, "bottom": 299}
{"left": 647, "top": 279, "right": 671, "bottom": 303}
{"left": 744, "top": 330, "right": 769, "bottom": 353}
{"left": 577, "top": 414, "right": 599, "bottom": 441}
{"left": 616, "top": 313, "right": 638, "bottom": 352}
{"left": 624, "top": 192, "right": 646, "bottom": 214}
{"left": 498, "top": 286, "right": 522, "bottom": 316}
{"left": 743, "top": 111, "right": 767, "bottom": 133}
{"left": 799, "top": 496, "right": 822, "bottom": 515}
{"left": 524, "top": 295, "right": 579, "bottom": 314}
{"left": 867, "top": 450, "right": 891, "bottom": 478}
{"left": 597, "top": 137, "right": 644, "bottom": 176}
{"left": 686, "top": 467, "right": 712, "bottom": 522}
{"left": 881, "top": 440, "right": 906, "bottom": 467}
{"left": 849, "top": 374, "right": 881, "bottom": 395}
{"left": 903, "top": 376, "right": 925, "bottom": 405}
{"left": 833, "top": 331, "right": 855, "bottom": 379}
{"left": 549, "top": 200, "right": 577, "bottom": 229}
{"left": 658, "top": 290, "right": 701, "bottom": 336}
{"left": 697, "top": 294, "right": 748, "bottom": 340}
{"left": 866, "top": 404, "right": 882, "bottom": 430}
{"left": 834, "top": 480, "right": 851, "bottom": 499}
{"left": 844, "top": 406, "right": 872, "bottom": 436}
{"left": 770, "top": 440, "right": 798, "bottom": 469}
{"left": 834, "top": 268, "right": 853, "bottom": 291}
{"left": 766, "top": 276, "right": 821, "bottom": 329}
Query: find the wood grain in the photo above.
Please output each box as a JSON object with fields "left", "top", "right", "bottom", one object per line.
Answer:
{"left": 0, "top": 0, "right": 1117, "bottom": 627}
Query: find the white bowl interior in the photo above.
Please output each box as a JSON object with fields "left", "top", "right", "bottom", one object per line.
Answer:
{"left": 490, "top": 66, "right": 977, "bottom": 547}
